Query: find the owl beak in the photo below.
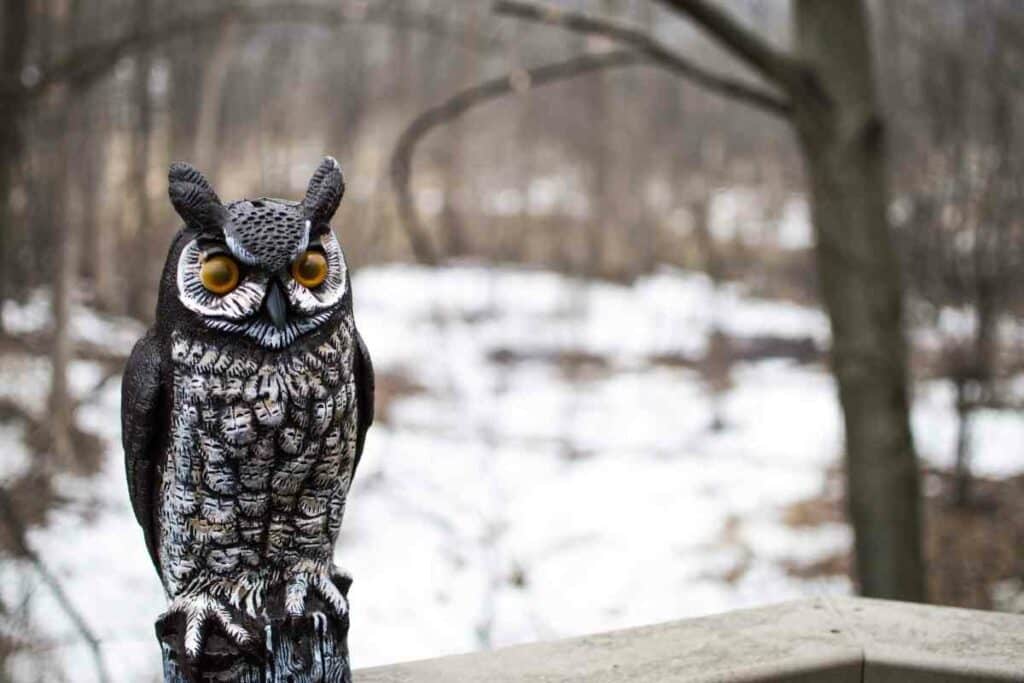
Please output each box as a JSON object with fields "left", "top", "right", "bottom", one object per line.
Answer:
{"left": 264, "top": 279, "right": 289, "bottom": 330}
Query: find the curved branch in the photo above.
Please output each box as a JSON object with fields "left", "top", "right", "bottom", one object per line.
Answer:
{"left": 389, "top": 50, "right": 646, "bottom": 265}
{"left": 656, "top": 0, "right": 802, "bottom": 89}
{"left": 494, "top": 0, "right": 790, "bottom": 117}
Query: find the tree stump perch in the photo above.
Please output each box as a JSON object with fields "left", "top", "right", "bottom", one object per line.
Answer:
{"left": 158, "top": 577, "right": 352, "bottom": 683}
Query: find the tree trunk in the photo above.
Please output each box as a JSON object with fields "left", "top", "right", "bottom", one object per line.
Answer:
{"left": 793, "top": 0, "right": 925, "bottom": 601}
{"left": 585, "top": 41, "right": 611, "bottom": 279}
{"left": 50, "top": 0, "right": 92, "bottom": 466}
{"left": 440, "top": 5, "right": 480, "bottom": 259}
{"left": 78, "top": 87, "right": 117, "bottom": 311}
{"left": 193, "top": 17, "right": 238, "bottom": 184}
{"left": 125, "top": 0, "right": 155, "bottom": 320}
{"left": 50, "top": 95, "right": 84, "bottom": 466}
{"left": 628, "top": 0, "right": 658, "bottom": 277}
{"left": 952, "top": 375, "right": 974, "bottom": 507}
{"left": 0, "top": 0, "right": 30, "bottom": 334}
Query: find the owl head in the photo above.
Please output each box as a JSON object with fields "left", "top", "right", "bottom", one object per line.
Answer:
{"left": 167, "top": 157, "right": 348, "bottom": 350}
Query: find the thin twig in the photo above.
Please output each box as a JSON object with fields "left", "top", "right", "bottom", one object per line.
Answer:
{"left": 0, "top": 487, "right": 112, "bottom": 683}
{"left": 494, "top": 0, "right": 790, "bottom": 117}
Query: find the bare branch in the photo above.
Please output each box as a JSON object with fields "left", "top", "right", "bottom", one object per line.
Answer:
{"left": 390, "top": 50, "right": 646, "bottom": 265}
{"left": 5, "top": 2, "right": 504, "bottom": 102}
{"left": 656, "top": 0, "right": 801, "bottom": 89}
{"left": 494, "top": 0, "right": 790, "bottom": 117}
{"left": 0, "top": 487, "right": 111, "bottom": 683}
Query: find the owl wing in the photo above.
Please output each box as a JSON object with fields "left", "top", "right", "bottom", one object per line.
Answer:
{"left": 122, "top": 329, "right": 167, "bottom": 571}
{"left": 351, "top": 326, "right": 375, "bottom": 478}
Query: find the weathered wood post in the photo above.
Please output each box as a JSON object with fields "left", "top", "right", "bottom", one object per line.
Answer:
{"left": 157, "top": 577, "right": 352, "bottom": 682}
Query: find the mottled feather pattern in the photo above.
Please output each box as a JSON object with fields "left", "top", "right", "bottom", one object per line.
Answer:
{"left": 159, "top": 320, "right": 358, "bottom": 618}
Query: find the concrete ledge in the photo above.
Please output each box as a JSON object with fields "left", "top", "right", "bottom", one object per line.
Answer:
{"left": 356, "top": 597, "right": 1024, "bottom": 682}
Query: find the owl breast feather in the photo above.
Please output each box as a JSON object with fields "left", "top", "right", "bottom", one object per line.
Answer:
{"left": 158, "top": 320, "right": 359, "bottom": 603}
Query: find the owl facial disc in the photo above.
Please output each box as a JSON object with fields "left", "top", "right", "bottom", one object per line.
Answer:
{"left": 169, "top": 158, "right": 348, "bottom": 349}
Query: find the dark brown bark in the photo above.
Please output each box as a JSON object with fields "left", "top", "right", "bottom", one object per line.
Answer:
{"left": 952, "top": 375, "right": 974, "bottom": 507}
{"left": 0, "top": 0, "right": 29, "bottom": 333}
{"left": 50, "top": 127, "right": 78, "bottom": 466}
{"left": 791, "top": 0, "right": 925, "bottom": 600}
{"left": 125, "top": 0, "right": 155, "bottom": 320}
{"left": 49, "top": 1, "right": 91, "bottom": 467}
{"left": 68, "top": 76, "right": 114, "bottom": 311}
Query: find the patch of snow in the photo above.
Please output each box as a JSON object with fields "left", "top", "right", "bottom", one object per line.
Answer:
{"left": 778, "top": 195, "right": 812, "bottom": 250}
{"left": 0, "top": 355, "right": 111, "bottom": 418}
{"left": 0, "top": 422, "right": 32, "bottom": 483}
{"left": 2, "top": 289, "right": 145, "bottom": 356}
{"left": 913, "top": 381, "right": 1024, "bottom": 477}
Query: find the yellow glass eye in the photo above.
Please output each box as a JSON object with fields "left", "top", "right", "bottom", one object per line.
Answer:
{"left": 200, "top": 254, "right": 240, "bottom": 295}
{"left": 291, "top": 250, "right": 328, "bottom": 288}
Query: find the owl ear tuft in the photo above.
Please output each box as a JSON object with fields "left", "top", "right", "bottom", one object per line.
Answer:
{"left": 168, "top": 162, "right": 227, "bottom": 235}
{"left": 303, "top": 156, "right": 345, "bottom": 227}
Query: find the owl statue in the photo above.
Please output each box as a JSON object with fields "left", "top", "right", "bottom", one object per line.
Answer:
{"left": 121, "top": 157, "right": 373, "bottom": 665}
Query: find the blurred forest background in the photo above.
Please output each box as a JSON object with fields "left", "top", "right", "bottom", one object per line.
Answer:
{"left": 1, "top": 0, "right": 1023, "bottom": 680}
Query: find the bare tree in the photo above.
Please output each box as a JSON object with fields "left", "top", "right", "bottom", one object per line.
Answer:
{"left": 0, "top": 0, "right": 30, "bottom": 334}
{"left": 489, "top": 0, "right": 925, "bottom": 599}
{"left": 124, "top": 0, "right": 157, "bottom": 320}
{"left": 193, "top": 16, "right": 240, "bottom": 183}
{"left": 889, "top": 0, "right": 1024, "bottom": 508}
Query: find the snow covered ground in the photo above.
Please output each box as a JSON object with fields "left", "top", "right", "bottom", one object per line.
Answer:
{"left": 2, "top": 264, "right": 1023, "bottom": 681}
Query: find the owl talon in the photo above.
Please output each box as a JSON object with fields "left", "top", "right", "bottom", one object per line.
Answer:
{"left": 163, "top": 592, "right": 254, "bottom": 660}
{"left": 284, "top": 563, "right": 350, "bottom": 618}
{"left": 311, "top": 611, "right": 329, "bottom": 636}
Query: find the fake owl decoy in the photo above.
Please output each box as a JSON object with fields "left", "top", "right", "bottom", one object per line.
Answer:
{"left": 121, "top": 157, "right": 374, "bottom": 665}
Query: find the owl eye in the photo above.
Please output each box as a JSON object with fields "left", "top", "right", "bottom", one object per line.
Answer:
{"left": 200, "top": 254, "right": 240, "bottom": 294}
{"left": 291, "top": 250, "right": 328, "bottom": 288}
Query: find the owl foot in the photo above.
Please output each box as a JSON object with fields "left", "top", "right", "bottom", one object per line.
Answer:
{"left": 284, "top": 561, "right": 350, "bottom": 618}
{"left": 162, "top": 591, "right": 255, "bottom": 661}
